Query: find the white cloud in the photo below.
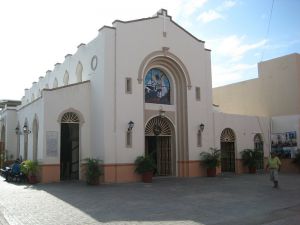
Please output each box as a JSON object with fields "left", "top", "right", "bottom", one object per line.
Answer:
{"left": 180, "top": 0, "right": 208, "bottom": 16}
{"left": 217, "top": 35, "right": 267, "bottom": 61}
{"left": 223, "top": 0, "right": 236, "bottom": 9}
{"left": 197, "top": 10, "right": 224, "bottom": 23}
{"left": 212, "top": 63, "right": 257, "bottom": 87}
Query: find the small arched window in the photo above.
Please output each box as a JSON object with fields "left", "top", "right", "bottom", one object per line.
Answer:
{"left": 63, "top": 71, "right": 69, "bottom": 85}
{"left": 144, "top": 68, "right": 170, "bottom": 104}
{"left": 76, "top": 62, "right": 83, "bottom": 82}
{"left": 53, "top": 78, "right": 58, "bottom": 88}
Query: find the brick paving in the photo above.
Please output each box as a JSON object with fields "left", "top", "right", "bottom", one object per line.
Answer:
{"left": 0, "top": 173, "right": 300, "bottom": 225}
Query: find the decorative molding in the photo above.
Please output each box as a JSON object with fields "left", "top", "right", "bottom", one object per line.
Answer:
{"left": 220, "top": 128, "right": 236, "bottom": 142}
{"left": 145, "top": 116, "right": 172, "bottom": 136}
{"left": 61, "top": 112, "right": 80, "bottom": 123}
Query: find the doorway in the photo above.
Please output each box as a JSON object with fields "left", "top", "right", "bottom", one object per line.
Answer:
{"left": 220, "top": 128, "right": 236, "bottom": 172}
{"left": 221, "top": 142, "right": 235, "bottom": 172}
{"left": 146, "top": 136, "right": 172, "bottom": 176}
{"left": 60, "top": 112, "right": 80, "bottom": 180}
{"left": 145, "top": 116, "right": 174, "bottom": 176}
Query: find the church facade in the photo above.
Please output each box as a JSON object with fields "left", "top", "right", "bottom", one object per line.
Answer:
{"left": 0, "top": 10, "right": 270, "bottom": 183}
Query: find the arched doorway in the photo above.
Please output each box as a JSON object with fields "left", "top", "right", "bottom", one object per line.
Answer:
{"left": 140, "top": 51, "right": 191, "bottom": 177}
{"left": 254, "top": 134, "right": 264, "bottom": 170}
{"left": 60, "top": 112, "right": 80, "bottom": 180}
{"left": 32, "top": 117, "right": 38, "bottom": 161}
{"left": 0, "top": 125, "right": 5, "bottom": 167}
{"left": 23, "top": 121, "right": 29, "bottom": 160}
{"left": 145, "top": 116, "right": 175, "bottom": 176}
{"left": 220, "top": 128, "right": 236, "bottom": 172}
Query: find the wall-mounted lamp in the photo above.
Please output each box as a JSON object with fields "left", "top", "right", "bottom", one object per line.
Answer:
{"left": 128, "top": 121, "right": 134, "bottom": 132}
{"left": 159, "top": 107, "right": 165, "bottom": 118}
{"left": 199, "top": 123, "right": 205, "bottom": 133}
{"left": 15, "top": 126, "right": 20, "bottom": 134}
{"left": 23, "top": 124, "right": 31, "bottom": 134}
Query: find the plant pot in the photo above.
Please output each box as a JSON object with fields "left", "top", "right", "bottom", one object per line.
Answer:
{"left": 142, "top": 171, "right": 153, "bottom": 183}
{"left": 207, "top": 167, "right": 217, "bottom": 177}
{"left": 249, "top": 167, "right": 256, "bottom": 174}
{"left": 28, "top": 175, "right": 38, "bottom": 184}
{"left": 87, "top": 177, "right": 99, "bottom": 185}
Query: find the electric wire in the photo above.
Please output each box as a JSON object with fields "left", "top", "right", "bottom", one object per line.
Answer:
{"left": 260, "top": 0, "right": 275, "bottom": 62}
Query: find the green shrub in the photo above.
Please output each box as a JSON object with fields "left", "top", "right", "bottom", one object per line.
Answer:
{"left": 200, "top": 148, "right": 221, "bottom": 168}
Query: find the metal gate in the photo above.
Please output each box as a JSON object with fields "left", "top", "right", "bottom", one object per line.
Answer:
{"left": 220, "top": 128, "right": 236, "bottom": 172}
{"left": 221, "top": 142, "right": 235, "bottom": 172}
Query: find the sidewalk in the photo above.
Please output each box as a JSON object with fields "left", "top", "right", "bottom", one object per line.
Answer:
{"left": 0, "top": 173, "right": 300, "bottom": 225}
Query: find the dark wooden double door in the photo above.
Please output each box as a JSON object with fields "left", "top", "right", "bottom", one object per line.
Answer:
{"left": 146, "top": 136, "right": 172, "bottom": 176}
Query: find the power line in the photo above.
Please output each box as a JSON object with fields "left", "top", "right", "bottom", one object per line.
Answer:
{"left": 260, "top": 0, "right": 275, "bottom": 62}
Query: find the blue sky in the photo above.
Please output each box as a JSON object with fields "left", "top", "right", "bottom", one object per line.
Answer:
{"left": 0, "top": 0, "right": 299, "bottom": 99}
{"left": 176, "top": 0, "right": 300, "bottom": 86}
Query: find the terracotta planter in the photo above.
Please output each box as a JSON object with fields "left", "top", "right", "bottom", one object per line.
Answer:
{"left": 207, "top": 167, "right": 217, "bottom": 177}
{"left": 87, "top": 177, "right": 100, "bottom": 185}
{"left": 142, "top": 171, "right": 153, "bottom": 183}
{"left": 249, "top": 167, "right": 256, "bottom": 174}
{"left": 28, "top": 175, "right": 38, "bottom": 184}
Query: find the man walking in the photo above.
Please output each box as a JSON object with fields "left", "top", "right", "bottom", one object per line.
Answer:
{"left": 266, "top": 152, "right": 281, "bottom": 188}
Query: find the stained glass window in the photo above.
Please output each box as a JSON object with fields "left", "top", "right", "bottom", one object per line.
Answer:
{"left": 144, "top": 68, "right": 170, "bottom": 104}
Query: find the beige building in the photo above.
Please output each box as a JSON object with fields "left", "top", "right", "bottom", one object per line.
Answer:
{"left": 213, "top": 53, "right": 300, "bottom": 160}
{"left": 213, "top": 53, "right": 300, "bottom": 117}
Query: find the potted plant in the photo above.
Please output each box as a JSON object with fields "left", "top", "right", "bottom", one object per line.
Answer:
{"left": 134, "top": 155, "right": 156, "bottom": 183}
{"left": 292, "top": 149, "right": 300, "bottom": 169}
{"left": 240, "top": 149, "right": 263, "bottom": 173}
{"left": 85, "top": 158, "right": 102, "bottom": 185}
{"left": 20, "top": 160, "right": 39, "bottom": 184}
{"left": 200, "top": 148, "right": 221, "bottom": 177}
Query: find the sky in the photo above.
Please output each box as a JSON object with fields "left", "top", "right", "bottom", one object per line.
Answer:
{"left": 0, "top": 0, "right": 299, "bottom": 100}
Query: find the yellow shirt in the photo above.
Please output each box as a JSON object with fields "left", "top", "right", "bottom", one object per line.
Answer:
{"left": 268, "top": 156, "right": 281, "bottom": 169}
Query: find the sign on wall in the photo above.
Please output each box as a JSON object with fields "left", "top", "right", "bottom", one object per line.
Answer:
{"left": 46, "top": 131, "right": 58, "bottom": 157}
{"left": 271, "top": 131, "right": 297, "bottom": 158}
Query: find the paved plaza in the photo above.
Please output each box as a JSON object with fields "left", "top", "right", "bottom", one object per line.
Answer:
{"left": 0, "top": 173, "right": 300, "bottom": 225}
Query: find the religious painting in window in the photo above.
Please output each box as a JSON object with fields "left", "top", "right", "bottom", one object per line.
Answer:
{"left": 144, "top": 68, "right": 170, "bottom": 104}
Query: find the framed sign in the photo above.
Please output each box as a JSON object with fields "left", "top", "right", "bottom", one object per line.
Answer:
{"left": 46, "top": 131, "right": 58, "bottom": 157}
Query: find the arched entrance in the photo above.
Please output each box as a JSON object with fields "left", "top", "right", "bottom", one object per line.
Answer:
{"left": 140, "top": 51, "right": 190, "bottom": 177}
{"left": 0, "top": 125, "right": 5, "bottom": 167}
{"left": 32, "top": 117, "right": 38, "bottom": 161}
{"left": 60, "top": 112, "right": 80, "bottom": 180}
{"left": 23, "top": 121, "right": 29, "bottom": 160}
{"left": 220, "top": 128, "right": 236, "bottom": 172}
{"left": 254, "top": 134, "right": 264, "bottom": 170}
{"left": 145, "top": 116, "right": 175, "bottom": 176}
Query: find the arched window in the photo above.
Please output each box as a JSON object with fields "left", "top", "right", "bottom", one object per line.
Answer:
{"left": 61, "top": 112, "right": 80, "bottom": 123}
{"left": 63, "top": 71, "right": 69, "bottom": 85}
{"left": 76, "top": 62, "right": 83, "bottom": 82}
{"left": 31, "top": 93, "right": 35, "bottom": 101}
{"left": 53, "top": 78, "right": 58, "bottom": 88}
{"left": 144, "top": 68, "right": 170, "bottom": 104}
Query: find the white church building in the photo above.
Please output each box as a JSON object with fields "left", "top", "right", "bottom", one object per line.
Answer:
{"left": 0, "top": 9, "right": 271, "bottom": 183}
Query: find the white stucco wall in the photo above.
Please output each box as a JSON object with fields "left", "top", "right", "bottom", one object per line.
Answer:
{"left": 0, "top": 108, "right": 18, "bottom": 159}
{"left": 17, "top": 97, "right": 44, "bottom": 161}
{"left": 106, "top": 12, "right": 214, "bottom": 164}
{"left": 43, "top": 82, "right": 91, "bottom": 165}
{"left": 214, "top": 112, "right": 270, "bottom": 158}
